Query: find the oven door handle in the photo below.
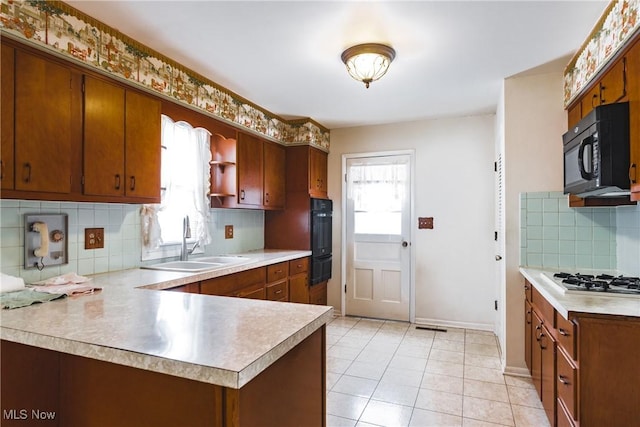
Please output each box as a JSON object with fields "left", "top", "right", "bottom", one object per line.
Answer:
{"left": 578, "top": 136, "right": 595, "bottom": 180}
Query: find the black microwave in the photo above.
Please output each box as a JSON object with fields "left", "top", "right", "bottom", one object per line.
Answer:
{"left": 562, "top": 102, "right": 630, "bottom": 197}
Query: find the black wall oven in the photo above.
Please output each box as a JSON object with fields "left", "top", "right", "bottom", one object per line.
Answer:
{"left": 310, "top": 198, "right": 332, "bottom": 285}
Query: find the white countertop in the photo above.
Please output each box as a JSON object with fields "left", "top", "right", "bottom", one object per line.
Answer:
{"left": 0, "top": 249, "right": 333, "bottom": 389}
{"left": 520, "top": 267, "right": 640, "bottom": 319}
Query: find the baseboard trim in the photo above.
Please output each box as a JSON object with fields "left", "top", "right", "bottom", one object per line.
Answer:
{"left": 503, "top": 365, "right": 531, "bottom": 377}
{"left": 414, "top": 317, "right": 494, "bottom": 333}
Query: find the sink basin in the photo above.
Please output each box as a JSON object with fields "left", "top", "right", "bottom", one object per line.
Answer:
{"left": 195, "top": 256, "right": 251, "bottom": 265}
{"left": 142, "top": 256, "right": 252, "bottom": 273}
{"left": 142, "top": 261, "right": 224, "bottom": 272}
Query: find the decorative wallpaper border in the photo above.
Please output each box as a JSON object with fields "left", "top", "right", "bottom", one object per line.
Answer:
{"left": 564, "top": 0, "right": 640, "bottom": 107}
{"left": 0, "top": 0, "right": 330, "bottom": 151}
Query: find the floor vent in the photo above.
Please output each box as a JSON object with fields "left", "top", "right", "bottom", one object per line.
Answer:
{"left": 415, "top": 326, "right": 447, "bottom": 333}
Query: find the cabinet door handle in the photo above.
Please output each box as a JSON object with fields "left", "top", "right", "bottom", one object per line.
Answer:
{"left": 539, "top": 333, "right": 547, "bottom": 349}
{"left": 630, "top": 163, "right": 637, "bottom": 184}
{"left": 526, "top": 310, "right": 532, "bottom": 325}
{"left": 23, "top": 162, "right": 32, "bottom": 183}
{"left": 115, "top": 174, "right": 121, "bottom": 190}
{"left": 240, "top": 189, "right": 245, "bottom": 200}
{"left": 558, "top": 328, "right": 569, "bottom": 337}
{"left": 265, "top": 192, "right": 269, "bottom": 204}
{"left": 297, "top": 264, "right": 302, "bottom": 268}
{"left": 558, "top": 375, "right": 570, "bottom": 385}
{"left": 591, "top": 93, "right": 599, "bottom": 107}
{"left": 275, "top": 269, "right": 282, "bottom": 274}
{"left": 275, "top": 289, "right": 283, "bottom": 295}
{"left": 130, "top": 176, "right": 136, "bottom": 191}
{"left": 0, "top": 160, "right": 4, "bottom": 181}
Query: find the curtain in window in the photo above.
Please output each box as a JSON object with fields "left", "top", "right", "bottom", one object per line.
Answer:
{"left": 141, "top": 115, "right": 212, "bottom": 249}
{"left": 348, "top": 162, "right": 407, "bottom": 235}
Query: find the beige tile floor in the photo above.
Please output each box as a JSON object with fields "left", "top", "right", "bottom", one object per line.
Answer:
{"left": 326, "top": 316, "right": 551, "bottom": 427}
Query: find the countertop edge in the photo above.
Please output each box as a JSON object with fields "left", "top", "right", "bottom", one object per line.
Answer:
{"left": 237, "top": 307, "right": 334, "bottom": 388}
{"left": 519, "top": 267, "right": 640, "bottom": 319}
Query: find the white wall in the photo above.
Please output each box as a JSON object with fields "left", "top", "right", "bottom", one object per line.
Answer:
{"left": 328, "top": 115, "right": 497, "bottom": 330}
{"left": 502, "top": 71, "right": 565, "bottom": 373}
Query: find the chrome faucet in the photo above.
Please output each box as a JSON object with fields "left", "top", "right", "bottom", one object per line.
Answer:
{"left": 180, "top": 216, "right": 199, "bottom": 261}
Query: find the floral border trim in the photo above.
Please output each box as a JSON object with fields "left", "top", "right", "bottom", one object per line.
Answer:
{"left": 0, "top": 0, "right": 330, "bottom": 151}
{"left": 564, "top": 0, "right": 640, "bottom": 107}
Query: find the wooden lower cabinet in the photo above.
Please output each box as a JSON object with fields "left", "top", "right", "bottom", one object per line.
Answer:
{"left": 200, "top": 267, "right": 266, "bottom": 297}
{"left": 309, "top": 281, "right": 328, "bottom": 306}
{"left": 1, "top": 327, "right": 326, "bottom": 427}
{"left": 185, "top": 257, "right": 315, "bottom": 305}
{"left": 524, "top": 278, "right": 640, "bottom": 426}
{"left": 168, "top": 282, "right": 200, "bottom": 293}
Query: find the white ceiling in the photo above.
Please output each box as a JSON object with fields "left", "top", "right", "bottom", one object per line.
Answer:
{"left": 67, "top": 1, "right": 608, "bottom": 129}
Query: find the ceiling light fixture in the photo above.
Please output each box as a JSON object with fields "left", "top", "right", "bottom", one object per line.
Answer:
{"left": 341, "top": 43, "right": 396, "bottom": 89}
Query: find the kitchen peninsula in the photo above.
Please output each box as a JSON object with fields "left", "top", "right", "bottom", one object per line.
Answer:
{"left": 1, "top": 250, "right": 332, "bottom": 427}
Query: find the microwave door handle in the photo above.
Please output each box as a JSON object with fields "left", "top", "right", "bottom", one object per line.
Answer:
{"left": 578, "top": 137, "right": 595, "bottom": 180}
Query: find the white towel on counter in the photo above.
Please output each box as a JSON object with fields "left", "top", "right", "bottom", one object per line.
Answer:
{"left": 30, "top": 272, "right": 100, "bottom": 296}
{"left": 0, "top": 273, "right": 26, "bottom": 293}
{"left": 32, "top": 272, "right": 91, "bottom": 286}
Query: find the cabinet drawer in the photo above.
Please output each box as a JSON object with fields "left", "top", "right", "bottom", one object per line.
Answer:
{"left": 557, "top": 348, "right": 578, "bottom": 422}
{"left": 266, "top": 280, "right": 288, "bottom": 301}
{"left": 267, "top": 262, "right": 289, "bottom": 283}
{"left": 227, "top": 281, "right": 266, "bottom": 299}
{"left": 289, "top": 257, "right": 309, "bottom": 275}
{"left": 555, "top": 312, "right": 577, "bottom": 360}
{"left": 532, "top": 286, "right": 555, "bottom": 327}
{"left": 557, "top": 398, "right": 577, "bottom": 427}
{"left": 201, "top": 267, "right": 266, "bottom": 296}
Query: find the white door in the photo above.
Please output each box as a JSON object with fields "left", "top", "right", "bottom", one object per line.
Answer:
{"left": 344, "top": 154, "right": 412, "bottom": 321}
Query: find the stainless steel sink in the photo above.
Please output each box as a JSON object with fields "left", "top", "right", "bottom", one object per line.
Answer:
{"left": 142, "top": 256, "right": 252, "bottom": 272}
{"left": 195, "top": 256, "right": 251, "bottom": 265}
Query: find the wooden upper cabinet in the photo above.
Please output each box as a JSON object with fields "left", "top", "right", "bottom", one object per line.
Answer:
{"left": 263, "top": 141, "right": 285, "bottom": 209}
{"left": 567, "top": 102, "right": 581, "bottom": 129}
{"left": 83, "top": 76, "right": 126, "bottom": 197}
{"left": 580, "top": 84, "right": 601, "bottom": 118}
{"left": 14, "top": 49, "right": 72, "bottom": 194}
{"left": 627, "top": 39, "right": 640, "bottom": 201}
{"left": 84, "top": 77, "right": 161, "bottom": 201}
{"left": 125, "top": 90, "right": 161, "bottom": 200}
{"left": 309, "top": 147, "right": 328, "bottom": 198}
{"left": 599, "top": 57, "right": 626, "bottom": 105}
{"left": 237, "top": 132, "right": 263, "bottom": 206}
{"left": 1, "top": 43, "right": 15, "bottom": 190}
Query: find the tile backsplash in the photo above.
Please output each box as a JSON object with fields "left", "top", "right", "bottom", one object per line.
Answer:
{"left": 0, "top": 200, "right": 264, "bottom": 283}
{"left": 520, "top": 191, "right": 640, "bottom": 275}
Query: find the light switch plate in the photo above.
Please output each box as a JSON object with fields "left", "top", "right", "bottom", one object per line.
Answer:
{"left": 225, "top": 225, "right": 234, "bottom": 239}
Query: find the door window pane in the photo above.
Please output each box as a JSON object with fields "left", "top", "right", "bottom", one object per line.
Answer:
{"left": 349, "top": 163, "right": 407, "bottom": 235}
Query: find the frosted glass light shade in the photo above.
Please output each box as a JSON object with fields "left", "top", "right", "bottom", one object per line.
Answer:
{"left": 341, "top": 43, "right": 396, "bottom": 88}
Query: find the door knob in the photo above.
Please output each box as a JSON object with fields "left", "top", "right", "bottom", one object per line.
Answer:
{"left": 402, "top": 241, "right": 408, "bottom": 247}
{"left": 495, "top": 255, "right": 503, "bottom": 261}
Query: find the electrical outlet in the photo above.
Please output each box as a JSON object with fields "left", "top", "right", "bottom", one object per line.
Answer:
{"left": 225, "top": 225, "right": 234, "bottom": 239}
{"left": 85, "top": 228, "right": 104, "bottom": 249}
{"left": 418, "top": 217, "right": 434, "bottom": 229}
